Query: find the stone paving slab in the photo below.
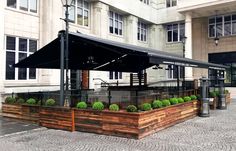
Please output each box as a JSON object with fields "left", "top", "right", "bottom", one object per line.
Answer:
{"left": 0, "top": 100, "right": 235, "bottom": 151}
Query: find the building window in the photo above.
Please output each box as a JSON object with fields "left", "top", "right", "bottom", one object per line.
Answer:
{"left": 69, "top": 0, "right": 89, "bottom": 27}
{"left": 166, "top": 23, "right": 185, "bottom": 43}
{"left": 140, "top": 0, "right": 149, "bottom": 5}
{"left": 167, "top": 65, "right": 183, "bottom": 79}
{"left": 7, "top": 0, "right": 37, "bottom": 13}
{"left": 209, "top": 14, "right": 236, "bottom": 38}
{"left": 5, "top": 36, "right": 37, "bottom": 80}
{"left": 109, "top": 11, "right": 123, "bottom": 36}
{"left": 166, "top": 0, "right": 177, "bottom": 7}
{"left": 109, "top": 71, "right": 122, "bottom": 80}
{"left": 137, "top": 21, "right": 148, "bottom": 42}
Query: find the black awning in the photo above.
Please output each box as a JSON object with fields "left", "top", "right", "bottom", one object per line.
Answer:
{"left": 14, "top": 31, "right": 228, "bottom": 72}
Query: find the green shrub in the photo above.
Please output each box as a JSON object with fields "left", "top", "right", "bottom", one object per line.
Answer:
{"left": 109, "top": 104, "right": 119, "bottom": 111}
{"left": 162, "top": 99, "right": 171, "bottom": 107}
{"left": 209, "top": 91, "right": 216, "bottom": 98}
{"left": 190, "top": 95, "right": 197, "bottom": 100}
{"left": 16, "top": 98, "right": 25, "bottom": 104}
{"left": 152, "top": 100, "right": 163, "bottom": 109}
{"left": 45, "top": 99, "right": 56, "bottom": 106}
{"left": 5, "top": 97, "right": 16, "bottom": 104}
{"left": 183, "top": 96, "right": 191, "bottom": 102}
{"left": 177, "top": 98, "right": 184, "bottom": 103}
{"left": 215, "top": 91, "right": 220, "bottom": 97}
{"left": 141, "top": 103, "right": 152, "bottom": 111}
{"left": 76, "top": 101, "right": 87, "bottom": 109}
{"left": 37, "top": 100, "right": 43, "bottom": 105}
{"left": 126, "top": 105, "right": 137, "bottom": 112}
{"left": 224, "top": 89, "right": 229, "bottom": 94}
{"left": 92, "top": 101, "right": 104, "bottom": 111}
{"left": 26, "top": 98, "right": 37, "bottom": 105}
{"left": 169, "top": 98, "right": 178, "bottom": 105}
{"left": 196, "top": 95, "right": 201, "bottom": 100}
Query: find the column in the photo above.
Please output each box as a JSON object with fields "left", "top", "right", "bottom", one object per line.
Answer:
{"left": 125, "top": 15, "right": 138, "bottom": 45}
{"left": 0, "top": 1, "right": 5, "bottom": 107}
{"left": 185, "top": 12, "right": 193, "bottom": 79}
{"left": 92, "top": 2, "right": 109, "bottom": 38}
{"left": 149, "top": 25, "right": 159, "bottom": 49}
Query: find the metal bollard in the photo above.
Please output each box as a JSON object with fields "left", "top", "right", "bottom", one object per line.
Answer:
{"left": 217, "top": 77, "right": 227, "bottom": 110}
{"left": 200, "top": 77, "right": 210, "bottom": 117}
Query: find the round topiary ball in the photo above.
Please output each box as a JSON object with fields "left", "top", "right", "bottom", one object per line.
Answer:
{"left": 92, "top": 101, "right": 104, "bottom": 111}
{"left": 126, "top": 105, "right": 137, "bottom": 112}
{"left": 5, "top": 97, "right": 16, "bottom": 104}
{"left": 183, "top": 96, "right": 191, "bottom": 102}
{"left": 152, "top": 100, "right": 163, "bottom": 109}
{"left": 45, "top": 99, "right": 56, "bottom": 106}
{"left": 26, "top": 98, "right": 37, "bottom": 105}
{"left": 141, "top": 103, "right": 152, "bottom": 111}
{"left": 190, "top": 95, "right": 197, "bottom": 100}
{"left": 162, "top": 99, "right": 171, "bottom": 107}
{"left": 170, "top": 98, "right": 178, "bottom": 105}
{"left": 109, "top": 104, "right": 119, "bottom": 111}
{"left": 17, "top": 98, "right": 25, "bottom": 104}
{"left": 177, "top": 98, "right": 184, "bottom": 103}
{"left": 76, "top": 101, "right": 87, "bottom": 109}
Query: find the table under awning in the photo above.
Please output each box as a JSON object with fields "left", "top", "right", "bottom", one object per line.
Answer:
{"left": 14, "top": 31, "right": 228, "bottom": 71}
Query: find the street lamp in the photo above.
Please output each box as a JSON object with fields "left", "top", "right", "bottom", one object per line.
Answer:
{"left": 61, "top": 0, "right": 74, "bottom": 106}
{"left": 182, "top": 36, "right": 187, "bottom": 91}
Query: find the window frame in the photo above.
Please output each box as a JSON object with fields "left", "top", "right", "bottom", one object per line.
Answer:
{"left": 208, "top": 13, "right": 236, "bottom": 38}
{"left": 166, "top": 22, "right": 185, "bottom": 43}
{"left": 109, "top": 11, "right": 123, "bottom": 36}
{"left": 166, "top": 65, "right": 183, "bottom": 79}
{"left": 166, "top": 0, "right": 177, "bottom": 8}
{"left": 137, "top": 21, "right": 148, "bottom": 42}
{"left": 6, "top": 0, "right": 38, "bottom": 14}
{"left": 109, "top": 71, "right": 122, "bottom": 80}
{"left": 69, "top": 0, "right": 90, "bottom": 27}
{"left": 140, "top": 0, "right": 149, "bottom": 5}
{"left": 5, "top": 35, "right": 37, "bottom": 81}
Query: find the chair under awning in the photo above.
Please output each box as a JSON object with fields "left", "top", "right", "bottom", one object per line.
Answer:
{"left": 14, "top": 31, "right": 228, "bottom": 71}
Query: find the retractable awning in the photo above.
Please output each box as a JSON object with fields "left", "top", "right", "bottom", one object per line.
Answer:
{"left": 14, "top": 31, "right": 228, "bottom": 72}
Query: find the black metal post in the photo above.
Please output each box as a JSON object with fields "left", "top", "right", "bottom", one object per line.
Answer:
{"left": 108, "top": 90, "right": 111, "bottom": 106}
{"left": 183, "top": 43, "right": 185, "bottom": 92}
{"left": 59, "top": 31, "right": 65, "bottom": 106}
{"left": 176, "top": 66, "right": 180, "bottom": 96}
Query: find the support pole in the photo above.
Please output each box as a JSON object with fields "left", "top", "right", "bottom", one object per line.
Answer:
{"left": 176, "top": 66, "right": 180, "bottom": 97}
{"left": 59, "top": 31, "right": 65, "bottom": 106}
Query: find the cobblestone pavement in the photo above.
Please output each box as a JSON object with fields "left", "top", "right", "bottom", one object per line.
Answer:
{"left": 0, "top": 100, "right": 236, "bottom": 151}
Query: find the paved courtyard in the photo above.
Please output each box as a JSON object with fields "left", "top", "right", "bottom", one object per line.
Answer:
{"left": 0, "top": 100, "right": 236, "bottom": 151}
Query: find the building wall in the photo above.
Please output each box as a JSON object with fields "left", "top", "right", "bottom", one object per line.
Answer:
{"left": 192, "top": 17, "right": 236, "bottom": 79}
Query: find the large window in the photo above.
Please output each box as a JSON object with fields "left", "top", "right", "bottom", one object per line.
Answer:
{"left": 69, "top": 0, "right": 90, "bottom": 27}
{"left": 166, "top": 23, "right": 185, "bottom": 43}
{"left": 7, "top": 0, "right": 37, "bottom": 13}
{"left": 137, "top": 21, "right": 148, "bottom": 42}
{"left": 140, "top": 0, "right": 149, "bottom": 5}
{"left": 109, "top": 11, "right": 123, "bottom": 36}
{"left": 167, "top": 65, "right": 183, "bottom": 79}
{"left": 166, "top": 0, "right": 177, "bottom": 8}
{"left": 209, "top": 14, "right": 236, "bottom": 38}
{"left": 5, "top": 36, "right": 37, "bottom": 80}
{"left": 109, "top": 71, "right": 122, "bottom": 80}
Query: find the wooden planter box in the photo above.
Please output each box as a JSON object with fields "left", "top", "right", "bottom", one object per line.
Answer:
{"left": 226, "top": 93, "right": 231, "bottom": 104}
{"left": 2, "top": 103, "right": 40, "bottom": 122}
{"left": 39, "top": 107, "right": 75, "bottom": 131}
{"left": 74, "top": 100, "right": 199, "bottom": 139}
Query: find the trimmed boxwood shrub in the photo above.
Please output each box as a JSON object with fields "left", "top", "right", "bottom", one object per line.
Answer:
{"left": 16, "top": 98, "right": 25, "bottom": 104}
{"left": 76, "top": 101, "right": 87, "bottom": 109}
{"left": 92, "top": 101, "right": 104, "bottom": 111}
{"left": 215, "top": 91, "right": 220, "bottom": 97}
{"left": 190, "top": 95, "right": 197, "bottom": 100}
{"left": 152, "top": 100, "right": 162, "bottom": 109}
{"left": 169, "top": 98, "right": 178, "bottom": 105}
{"left": 209, "top": 91, "right": 216, "bottom": 98}
{"left": 45, "top": 99, "right": 56, "bottom": 106}
{"left": 126, "top": 105, "right": 137, "bottom": 112}
{"left": 26, "top": 98, "right": 37, "bottom": 105}
{"left": 5, "top": 97, "right": 16, "bottom": 104}
{"left": 224, "top": 89, "right": 229, "bottom": 94}
{"left": 109, "top": 104, "right": 119, "bottom": 111}
{"left": 177, "top": 98, "right": 184, "bottom": 103}
{"left": 162, "top": 99, "right": 171, "bottom": 107}
{"left": 141, "top": 103, "right": 152, "bottom": 111}
{"left": 183, "top": 96, "right": 191, "bottom": 102}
